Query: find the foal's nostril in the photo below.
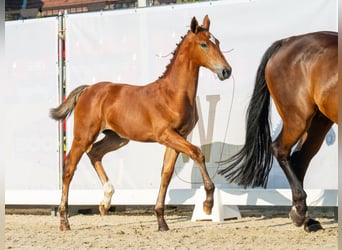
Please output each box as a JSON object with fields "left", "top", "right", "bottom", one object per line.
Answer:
{"left": 223, "top": 67, "right": 232, "bottom": 79}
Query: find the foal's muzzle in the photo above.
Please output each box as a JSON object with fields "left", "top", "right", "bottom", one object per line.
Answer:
{"left": 217, "top": 66, "right": 232, "bottom": 80}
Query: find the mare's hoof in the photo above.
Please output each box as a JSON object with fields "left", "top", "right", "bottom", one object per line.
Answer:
{"left": 289, "top": 207, "right": 305, "bottom": 227}
{"left": 304, "top": 218, "right": 323, "bottom": 233}
{"left": 158, "top": 225, "right": 170, "bottom": 232}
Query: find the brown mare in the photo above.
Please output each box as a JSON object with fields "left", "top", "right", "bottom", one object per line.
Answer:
{"left": 50, "top": 15, "right": 231, "bottom": 231}
{"left": 219, "top": 31, "right": 337, "bottom": 232}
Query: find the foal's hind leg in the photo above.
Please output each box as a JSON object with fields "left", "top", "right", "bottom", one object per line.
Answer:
{"left": 290, "top": 113, "right": 333, "bottom": 232}
{"left": 59, "top": 140, "right": 88, "bottom": 231}
{"left": 87, "top": 130, "right": 129, "bottom": 215}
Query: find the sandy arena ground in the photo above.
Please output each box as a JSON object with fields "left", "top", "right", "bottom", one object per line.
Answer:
{"left": 5, "top": 206, "right": 338, "bottom": 249}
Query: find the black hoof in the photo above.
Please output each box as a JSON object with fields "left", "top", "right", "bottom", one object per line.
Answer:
{"left": 289, "top": 208, "right": 305, "bottom": 227}
{"left": 304, "top": 218, "right": 323, "bottom": 233}
{"left": 158, "top": 226, "right": 170, "bottom": 232}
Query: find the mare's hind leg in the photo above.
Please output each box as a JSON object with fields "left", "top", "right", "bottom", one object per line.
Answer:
{"left": 290, "top": 113, "right": 333, "bottom": 184}
{"left": 271, "top": 120, "right": 310, "bottom": 228}
{"left": 87, "top": 130, "right": 129, "bottom": 216}
{"left": 290, "top": 113, "right": 333, "bottom": 232}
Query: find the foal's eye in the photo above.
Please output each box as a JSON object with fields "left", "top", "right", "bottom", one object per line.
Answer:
{"left": 200, "top": 43, "right": 208, "bottom": 48}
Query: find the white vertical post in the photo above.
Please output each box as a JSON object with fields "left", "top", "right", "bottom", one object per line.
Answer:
{"left": 138, "top": 0, "right": 148, "bottom": 7}
{"left": 57, "top": 11, "right": 66, "bottom": 189}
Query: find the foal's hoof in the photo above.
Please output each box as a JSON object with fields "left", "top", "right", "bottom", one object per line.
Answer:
{"left": 304, "top": 218, "right": 323, "bottom": 233}
{"left": 203, "top": 201, "right": 213, "bottom": 215}
{"left": 289, "top": 207, "right": 305, "bottom": 227}
{"left": 60, "top": 223, "right": 71, "bottom": 231}
{"left": 99, "top": 204, "right": 109, "bottom": 216}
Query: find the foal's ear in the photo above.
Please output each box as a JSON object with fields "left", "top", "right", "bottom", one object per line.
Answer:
{"left": 190, "top": 16, "right": 199, "bottom": 33}
{"left": 202, "top": 15, "right": 210, "bottom": 30}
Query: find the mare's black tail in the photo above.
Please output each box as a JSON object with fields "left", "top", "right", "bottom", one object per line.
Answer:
{"left": 218, "top": 39, "right": 283, "bottom": 188}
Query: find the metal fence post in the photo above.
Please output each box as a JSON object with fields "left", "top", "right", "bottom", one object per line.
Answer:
{"left": 57, "top": 11, "right": 66, "bottom": 190}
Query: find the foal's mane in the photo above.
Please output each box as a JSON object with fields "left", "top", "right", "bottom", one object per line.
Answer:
{"left": 158, "top": 34, "right": 187, "bottom": 79}
{"left": 159, "top": 27, "right": 208, "bottom": 79}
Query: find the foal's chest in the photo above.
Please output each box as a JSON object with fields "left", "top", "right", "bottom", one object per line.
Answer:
{"left": 175, "top": 104, "right": 198, "bottom": 137}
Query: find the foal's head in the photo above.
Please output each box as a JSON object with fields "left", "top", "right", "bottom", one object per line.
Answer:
{"left": 187, "top": 15, "right": 232, "bottom": 80}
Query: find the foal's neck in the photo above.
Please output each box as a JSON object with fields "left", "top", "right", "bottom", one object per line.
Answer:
{"left": 158, "top": 35, "right": 200, "bottom": 102}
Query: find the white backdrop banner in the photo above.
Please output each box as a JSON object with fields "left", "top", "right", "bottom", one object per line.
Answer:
{"left": 64, "top": 0, "right": 337, "bottom": 191}
{"left": 5, "top": 17, "right": 59, "bottom": 190}
{"left": 4, "top": 0, "right": 338, "bottom": 207}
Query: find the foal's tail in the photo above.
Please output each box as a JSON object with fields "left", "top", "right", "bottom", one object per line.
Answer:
{"left": 49, "top": 85, "right": 89, "bottom": 121}
{"left": 218, "top": 39, "right": 283, "bottom": 188}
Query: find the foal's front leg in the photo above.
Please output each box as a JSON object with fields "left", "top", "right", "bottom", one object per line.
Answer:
{"left": 159, "top": 130, "right": 215, "bottom": 218}
{"left": 155, "top": 147, "right": 179, "bottom": 231}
